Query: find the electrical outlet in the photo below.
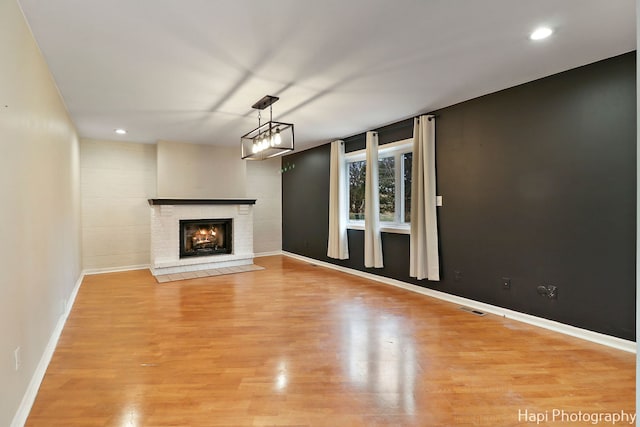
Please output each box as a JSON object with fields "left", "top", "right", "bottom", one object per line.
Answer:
{"left": 454, "top": 270, "right": 462, "bottom": 281}
{"left": 502, "top": 277, "right": 511, "bottom": 289}
{"left": 14, "top": 347, "right": 21, "bottom": 371}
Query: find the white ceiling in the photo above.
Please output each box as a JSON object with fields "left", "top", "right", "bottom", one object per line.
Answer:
{"left": 18, "top": 0, "right": 636, "bottom": 152}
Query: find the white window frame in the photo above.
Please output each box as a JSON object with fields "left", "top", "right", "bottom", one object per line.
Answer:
{"left": 345, "top": 138, "right": 413, "bottom": 234}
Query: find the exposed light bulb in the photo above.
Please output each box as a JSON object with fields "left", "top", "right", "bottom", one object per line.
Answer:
{"left": 274, "top": 128, "right": 282, "bottom": 146}
{"left": 255, "top": 134, "right": 263, "bottom": 152}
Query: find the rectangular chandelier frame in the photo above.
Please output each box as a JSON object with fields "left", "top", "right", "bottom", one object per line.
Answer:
{"left": 240, "top": 121, "right": 294, "bottom": 160}
{"left": 241, "top": 95, "right": 294, "bottom": 160}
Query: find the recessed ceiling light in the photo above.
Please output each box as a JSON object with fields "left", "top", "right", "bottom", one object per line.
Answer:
{"left": 530, "top": 27, "right": 553, "bottom": 41}
{"left": 114, "top": 128, "right": 127, "bottom": 135}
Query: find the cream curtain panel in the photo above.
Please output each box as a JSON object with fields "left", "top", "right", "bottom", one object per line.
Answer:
{"left": 364, "top": 131, "right": 384, "bottom": 268}
{"left": 410, "top": 116, "right": 440, "bottom": 280}
{"left": 327, "top": 140, "right": 349, "bottom": 259}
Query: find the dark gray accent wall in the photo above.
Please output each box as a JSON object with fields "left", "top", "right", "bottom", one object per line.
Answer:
{"left": 282, "top": 52, "right": 636, "bottom": 341}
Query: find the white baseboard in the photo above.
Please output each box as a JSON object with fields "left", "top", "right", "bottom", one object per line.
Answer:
{"left": 254, "top": 250, "right": 284, "bottom": 258}
{"left": 11, "top": 272, "right": 85, "bottom": 427}
{"left": 282, "top": 251, "right": 636, "bottom": 354}
{"left": 83, "top": 264, "right": 150, "bottom": 275}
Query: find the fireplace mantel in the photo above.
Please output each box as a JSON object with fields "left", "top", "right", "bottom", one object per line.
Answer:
{"left": 148, "top": 198, "right": 256, "bottom": 206}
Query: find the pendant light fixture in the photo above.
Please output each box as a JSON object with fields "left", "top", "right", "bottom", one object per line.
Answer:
{"left": 240, "top": 95, "right": 294, "bottom": 160}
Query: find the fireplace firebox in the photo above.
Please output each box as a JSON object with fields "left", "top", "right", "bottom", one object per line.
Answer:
{"left": 179, "top": 218, "right": 232, "bottom": 258}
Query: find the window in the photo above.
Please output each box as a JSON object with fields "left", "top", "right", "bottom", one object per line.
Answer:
{"left": 349, "top": 160, "right": 366, "bottom": 220}
{"left": 403, "top": 152, "right": 412, "bottom": 223}
{"left": 379, "top": 156, "right": 395, "bottom": 221}
{"left": 346, "top": 138, "right": 412, "bottom": 233}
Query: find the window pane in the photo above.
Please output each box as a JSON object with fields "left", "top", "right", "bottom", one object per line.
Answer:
{"left": 379, "top": 156, "right": 395, "bottom": 222}
{"left": 349, "top": 160, "right": 366, "bottom": 220}
{"left": 403, "top": 153, "right": 412, "bottom": 223}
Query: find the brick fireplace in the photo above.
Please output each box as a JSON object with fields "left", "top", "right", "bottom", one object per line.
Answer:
{"left": 148, "top": 199, "right": 256, "bottom": 276}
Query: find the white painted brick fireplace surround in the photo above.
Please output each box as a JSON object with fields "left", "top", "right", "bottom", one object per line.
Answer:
{"left": 148, "top": 199, "right": 255, "bottom": 276}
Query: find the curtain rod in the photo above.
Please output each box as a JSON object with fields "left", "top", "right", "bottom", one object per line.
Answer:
{"left": 416, "top": 114, "right": 437, "bottom": 122}
{"left": 343, "top": 113, "right": 439, "bottom": 142}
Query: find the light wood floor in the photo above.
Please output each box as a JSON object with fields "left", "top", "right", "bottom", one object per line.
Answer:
{"left": 26, "top": 255, "right": 634, "bottom": 426}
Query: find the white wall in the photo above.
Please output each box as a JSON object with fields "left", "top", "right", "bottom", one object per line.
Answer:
{"left": 0, "top": 0, "right": 82, "bottom": 425}
{"left": 156, "top": 140, "right": 246, "bottom": 198}
{"left": 635, "top": 0, "right": 639, "bottom": 415}
{"left": 156, "top": 140, "right": 282, "bottom": 255}
{"left": 79, "top": 140, "right": 282, "bottom": 269}
{"left": 247, "top": 158, "right": 282, "bottom": 254}
{"left": 80, "top": 139, "right": 156, "bottom": 271}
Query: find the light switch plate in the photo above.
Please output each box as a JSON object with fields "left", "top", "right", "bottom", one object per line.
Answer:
{"left": 436, "top": 195, "right": 443, "bottom": 206}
